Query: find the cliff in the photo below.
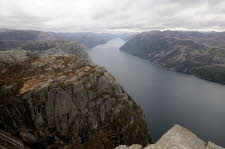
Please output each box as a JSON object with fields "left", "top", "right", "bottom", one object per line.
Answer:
{"left": 0, "top": 41, "right": 150, "bottom": 148}
{"left": 120, "top": 30, "right": 225, "bottom": 84}
{"left": 115, "top": 125, "right": 224, "bottom": 149}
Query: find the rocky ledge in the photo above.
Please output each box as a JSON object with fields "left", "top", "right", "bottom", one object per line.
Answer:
{"left": 0, "top": 41, "right": 150, "bottom": 148}
{"left": 115, "top": 125, "right": 224, "bottom": 149}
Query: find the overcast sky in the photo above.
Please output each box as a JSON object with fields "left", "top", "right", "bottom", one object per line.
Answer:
{"left": 0, "top": 0, "right": 225, "bottom": 33}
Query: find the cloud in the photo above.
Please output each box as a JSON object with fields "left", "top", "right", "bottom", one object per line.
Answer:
{"left": 0, "top": 0, "right": 225, "bottom": 33}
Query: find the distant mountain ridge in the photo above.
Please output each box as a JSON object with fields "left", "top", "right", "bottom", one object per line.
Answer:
{"left": 56, "top": 32, "right": 117, "bottom": 48}
{"left": 0, "top": 29, "right": 57, "bottom": 50}
{"left": 0, "top": 29, "right": 56, "bottom": 41}
{"left": 56, "top": 32, "right": 134, "bottom": 48}
{"left": 0, "top": 29, "right": 134, "bottom": 50}
{"left": 120, "top": 30, "right": 225, "bottom": 84}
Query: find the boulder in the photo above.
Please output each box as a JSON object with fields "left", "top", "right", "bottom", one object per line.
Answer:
{"left": 206, "top": 142, "right": 224, "bottom": 149}
{"left": 145, "top": 125, "right": 206, "bottom": 149}
{"left": 19, "top": 131, "right": 37, "bottom": 145}
{"left": 115, "top": 125, "right": 225, "bottom": 149}
{"left": 115, "top": 144, "right": 142, "bottom": 149}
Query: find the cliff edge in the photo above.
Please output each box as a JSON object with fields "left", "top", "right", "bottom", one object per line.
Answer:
{"left": 0, "top": 41, "right": 151, "bottom": 148}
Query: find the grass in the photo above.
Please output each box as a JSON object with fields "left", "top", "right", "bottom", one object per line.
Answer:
{"left": 192, "top": 66, "right": 225, "bottom": 83}
{"left": 209, "top": 48, "right": 225, "bottom": 58}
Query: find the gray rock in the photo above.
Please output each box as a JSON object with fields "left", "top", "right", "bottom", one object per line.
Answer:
{"left": 145, "top": 125, "right": 206, "bottom": 149}
{"left": 115, "top": 144, "right": 143, "bottom": 149}
{"left": 115, "top": 145, "right": 129, "bottom": 149}
{"left": 129, "top": 144, "right": 143, "bottom": 149}
{"left": 143, "top": 125, "right": 224, "bottom": 149}
{"left": 116, "top": 125, "right": 225, "bottom": 149}
{"left": 19, "top": 131, "right": 37, "bottom": 145}
{"left": 0, "top": 50, "right": 29, "bottom": 65}
{"left": 206, "top": 142, "right": 224, "bottom": 149}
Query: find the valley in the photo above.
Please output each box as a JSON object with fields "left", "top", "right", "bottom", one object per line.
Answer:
{"left": 0, "top": 29, "right": 225, "bottom": 148}
{"left": 89, "top": 38, "right": 225, "bottom": 147}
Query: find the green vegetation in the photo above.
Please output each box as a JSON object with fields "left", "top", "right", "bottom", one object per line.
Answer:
{"left": 192, "top": 66, "right": 225, "bottom": 83}
{"left": 199, "top": 49, "right": 209, "bottom": 54}
{"left": 157, "top": 50, "right": 179, "bottom": 64}
{"left": 210, "top": 48, "right": 225, "bottom": 58}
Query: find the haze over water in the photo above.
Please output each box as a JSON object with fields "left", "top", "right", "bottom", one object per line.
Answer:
{"left": 88, "top": 39, "right": 225, "bottom": 147}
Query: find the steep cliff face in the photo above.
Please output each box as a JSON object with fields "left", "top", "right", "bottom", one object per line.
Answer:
{"left": 0, "top": 41, "right": 151, "bottom": 148}
{"left": 120, "top": 30, "right": 225, "bottom": 84}
{"left": 116, "top": 125, "right": 224, "bottom": 149}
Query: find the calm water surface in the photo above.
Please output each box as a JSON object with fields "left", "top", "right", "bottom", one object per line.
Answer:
{"left": 88, "top": 39, "right": 225, "bottom": 146}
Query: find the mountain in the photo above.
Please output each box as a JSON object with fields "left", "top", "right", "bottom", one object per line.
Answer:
{"left": 0, "top": 40, "right": 150, "bottom": 148}
{"left": 56, "top": 32, "right": 118, "bottom": 49}
{"left": 56, "top": 32, "right": 134, "bottom": 49}
{"left": 0, "top": 29, "right": 56, "bottom": 50}
{"left": 120, "top": 30, "right": 225, "bottom": 84}
{"left": 0, "top": 29, "right": 134, "bottom": 50}
{"left": 0, "top": 29, "right": 56, "bottom": 41}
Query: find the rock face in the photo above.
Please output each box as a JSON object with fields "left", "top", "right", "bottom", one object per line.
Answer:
{"left": 0, "top": 41, "right": 150, "bottom": 148}
{"left": 116, "top": 125, "right": 224, "bottom": 149}
{"left": 120, "top": 30, "right": 225, "bottom": 84}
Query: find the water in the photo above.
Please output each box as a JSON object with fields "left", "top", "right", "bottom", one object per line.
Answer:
{"left": 88, "top": 38, "right": 225, "bottom": 147}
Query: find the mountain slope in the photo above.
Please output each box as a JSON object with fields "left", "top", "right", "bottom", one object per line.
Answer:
{"left": 120, "top": 30, "right": 225, "bottom": 84}
{"left": 56, "top": 32, "right": 117, "bottom": 49}
{"left": 56, "top": 32, "right": 135, "bottom": 49}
